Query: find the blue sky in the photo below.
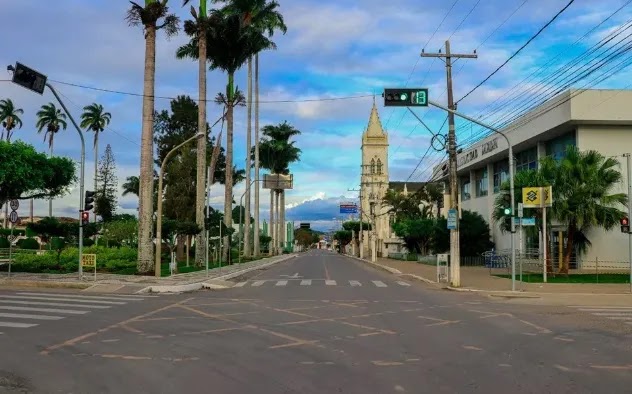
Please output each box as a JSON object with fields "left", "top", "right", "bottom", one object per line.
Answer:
{"left": 1, "top": 0, "right": 631, "bottom": 230}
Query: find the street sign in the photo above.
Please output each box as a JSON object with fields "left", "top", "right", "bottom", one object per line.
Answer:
{"left": 383, "top": 88, "right": 429, "bottom": 107}
{"left": 447, "top": 209, "right": 457, "bottom": 229}
{"left": 517, "top": 202, "right": 523, "bottom": 218}
{"left": 340, "top": 204, "right": 358, "bottom": 214}
{"left": 9, "top": 200, "right": 19, "bottom": 211}
{"left": 522, "top": 186, "right": 553, "bottom": 208}
{"left": 7, "top": 235, "right": 16, "bottom": 243}
{"left": 81, "top": 254, "right": 96, "bottom": 267}
{"left": 11, "top": 62, "right": 47, "bottom": 95}
{"left": 514, "top": 217, "right": 536, "bottom": 226}
{"left": 8, "top": 211, "right": 18, "bottom": 224}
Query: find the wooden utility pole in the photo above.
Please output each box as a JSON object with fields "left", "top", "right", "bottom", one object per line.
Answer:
{"left": 421, "top": 40, "right": 477, "bottom": 287}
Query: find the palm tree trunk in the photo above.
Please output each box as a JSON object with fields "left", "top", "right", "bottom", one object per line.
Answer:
{"left": 94, "top": 132, "right": 99, "bottom": 223}
{"left": 275, "top": 190, "right": 280, "bottom": 255}
{"left": 269, "top": 189, "right": 274, "bottom": 255}
{"left": 138, "top": 24, "right": 158, "bottom": 274}
{"left": 561, "top": 224, "right": 574, "bottom": 274}
{"left": 253, "top": 53, "right": 260, "bottom": 257}
{"left": 280, "top": 190, "right": 285, "bottom": 251}
{"left": 223, "top": 72, "right": 235, "bottom": 263}
{"left": 49, "top": 140, "right": 53, "bottom": 217}
{"left": 194, "top": 28, "right": 208, "bottom": 268}
{"left": 244, "top": 57, "right": 253, "bottom": 258}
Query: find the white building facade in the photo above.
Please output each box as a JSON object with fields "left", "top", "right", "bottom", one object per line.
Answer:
{"left": 434, "top": 89, "right": 632, "bottom": 268}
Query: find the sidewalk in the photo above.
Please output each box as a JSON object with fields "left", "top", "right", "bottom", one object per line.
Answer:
{"left": 0, "top": 254, "right": 296, "bottom": 293}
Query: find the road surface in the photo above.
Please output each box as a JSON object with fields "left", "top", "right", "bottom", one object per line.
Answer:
{"left": 0, "top": 249, "right": 631, "bottom": 393}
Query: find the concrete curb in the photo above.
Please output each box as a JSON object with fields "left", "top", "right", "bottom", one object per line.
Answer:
{"left": 139, "top": 254, "right": 297, "bottom": 293}
{"left": 0, "top": 280, "right": 93, "bottom": 290}
{"left": 445, "top": 286, "right": 541, "bottom": 298}
{"left": 346, "top": 254, "right": 402, "bottom": 275}
{"left": 400, "top": 273, "right": 436, "bottom": 285}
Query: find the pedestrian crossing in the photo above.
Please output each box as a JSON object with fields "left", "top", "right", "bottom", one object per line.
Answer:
{"left": 232, "top": 279, "right": 412, "bottom": 288}
{"left": 0, "top": 291, "right": 158, "bottom": 334}
{"left": 570, "top": 305, "right": 632, "bottom": 326}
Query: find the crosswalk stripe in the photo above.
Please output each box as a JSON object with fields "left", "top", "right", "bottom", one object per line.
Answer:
{"left": 349, "top": 280, "right": 361, "bottom": 286}
{"left": 300, "top": 280, "right": 311, "bottom": 286}
{"left": 325, "top": 280, "right": 336, "bottom": 286}
{"left": 0, "top": 300, "right": 110, "bottom": 309}
{"left": 0, "top": 306, "right": 88, "bottom": 315}
{"left": 579, "top": 309, "right": 632, "bottom": 312}
{"left": 571, "top": 306, "right": 632, "bottom": 309}
{"left": 233, "top": 282, "right": 247, "bottom": 287}
{"left": 593, "top": 312, "right": 632, "bottom": 316}
{"left": 0, "top": 312, "right": 63, "bottom": 321}
{"left": 276, "top": 280, "right": 288, "bottom": 286}
{"left": 252, "top": 281, "right": 265, "bottom": 287}
{"left": 0, "top": 295, "right": 125, "bottom": 305}
{"left": 17, "top": 292, "right": 143, "bottom": 301}
{"left": 396, "top": 281, "right": 411, "bottom": 286}
{"left": 0, "top": 322, "right": 38, "bottom": 328}
{"left": 601, "top": 316, "right": 632, "bottom": 320}
{"left": 372, "top": 281, "right": 387, "bottom": 287}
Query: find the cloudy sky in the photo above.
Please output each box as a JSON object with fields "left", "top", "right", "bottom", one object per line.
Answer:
{"left": 1, "top": 0, "right": 631, "bottom": 231}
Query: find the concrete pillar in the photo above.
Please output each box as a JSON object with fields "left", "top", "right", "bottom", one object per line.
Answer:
{"left": 275, "top": 190, "right": 280, "bottom": 254}
{"left": 269, "top": 189, "right": 274, "bottom": 256}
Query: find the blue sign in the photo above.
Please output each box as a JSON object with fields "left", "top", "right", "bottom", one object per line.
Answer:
{"left": 340, "top": 204, "right": 358, "bottom": 214}
{"left": 447, "top": 209, "right": 457, "bottom": 229}
{"left": 514, "top": 217, "right": 536, "bottom": 226}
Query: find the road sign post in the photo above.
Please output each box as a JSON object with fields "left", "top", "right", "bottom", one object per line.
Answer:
{"left": 447, "top": 209, "right": 457, "bottom": 230}
{"left": 81, "top": 253, "right": 97, "bottom": 281}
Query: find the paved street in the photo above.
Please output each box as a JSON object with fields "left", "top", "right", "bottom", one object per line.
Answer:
{"left": 1, "top": 249, "right": 631, "bottom": 393}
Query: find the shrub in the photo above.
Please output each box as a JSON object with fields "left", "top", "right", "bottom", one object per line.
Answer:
{"left": 0, "top": 237, "right": 9, "bottom": 248}
{"left": 17, "top": 237, "right": 40, "bottom": 250}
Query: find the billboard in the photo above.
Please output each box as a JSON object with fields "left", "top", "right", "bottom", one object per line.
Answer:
{"left": 340, "top": 203, "right": 358, "bottom": 214}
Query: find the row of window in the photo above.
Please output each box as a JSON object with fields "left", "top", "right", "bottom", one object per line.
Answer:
{"left": 459, "top": 131, "right": 575, "bottom": 201}
{"left": 370, "top": 158, "right": 383, "bottom": 175}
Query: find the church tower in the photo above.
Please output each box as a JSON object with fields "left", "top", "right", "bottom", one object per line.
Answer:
{"left": 360, "top": 98, "right": 389, "bottom": 257}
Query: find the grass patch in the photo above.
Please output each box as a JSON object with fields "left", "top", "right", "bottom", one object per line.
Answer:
{"left": 495, "top": 273, "right": 630, "bottom": 284}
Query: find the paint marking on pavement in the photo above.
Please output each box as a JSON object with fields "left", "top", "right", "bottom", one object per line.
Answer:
{"left": 590, "top": 364, "right": 632, "bottom": 371}
{"left": 554, "top": 336, "right": 575, "bottom": 342}
{"left": 572, "top": 306, "right": 632, "bottom": 309}
{"left": 349, "top": 280, "right": 362, "bottom": 287}
{"left": 0, "top": 321, "right": 38, "bottom": 328}
{"left": 275, "top": 280, "right": 288, "bottom": 287}
{"left": 17, "top": 292, "right": 143, "bottom": 302}
{"left": 579, "top": 308, "right": 632, "bottom": 313}
{"left": 325, "top": 280, "right": 336, "bottom": 286}
{"left": 0, "top": 312, "right": 63, "bottom": 321}
{"left": 0, "top": 300, "right": 110, "bottom": 309}
{"left": 0, "top": 306, "right": 88, "bottom": 315}
{"left": 233, "top": 282, "right": 247, "bottom": 287}
{"left": 592, "top": 312, "right": 632, "bottom": 316}
{"left": 252, "top": 281, "right": 265, "bottom": 287}
{"left": 372, "top": 281, "right": 387, "bottom": 287}
{"left": 462, "top": 345, "right": 482, "bottom": 351}
{"left": 396, "top": 281, "right": 410, "bottom": 286}
{"left": 300, "top": 280, "right": 312, "bottom": 286}
{"left": 0, "top": 295, "right": 125, "bottom": 305}
{"left": 372, "top": 360, "right": 403, "bottom": 366}
{"left": 554, "top": 364, "right": 574, "bottom": 372}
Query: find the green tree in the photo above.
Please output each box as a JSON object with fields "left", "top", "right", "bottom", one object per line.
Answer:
{"left": 103, "top": 219, "right": 138, "bottom": 247}
{"left": 433, "top": 210, "right": 494, "bottom": 257}
{"left": 0, "top": 99, "right": 23, "bottom": 142}
{"left": 392, "top": 218, "right": 434, "bottom": 255}
{"left": 294, "top": 228, "right": 315, "bottom": 248}
{"left": 95, "top": 144, "right": 118, "bottom": 222}
{"left": 122, "top": 176, "right": 140, "bottom": 197}
{"left": 126, "top": 0, "right": 180, "bottom": 273}
{"left": 333, "top": 230, "right": 352, "bottom": 253}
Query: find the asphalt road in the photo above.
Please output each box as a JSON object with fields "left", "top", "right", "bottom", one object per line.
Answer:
{"left": 1, "top": 249, "right": 632, "bottom": 393}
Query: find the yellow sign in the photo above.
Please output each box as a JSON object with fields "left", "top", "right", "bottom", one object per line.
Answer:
{"left": 522, "top": 186, "right": 553, "bottom": 208}
{"left": 81, "top": 254, "right": 97, "bottom": 267}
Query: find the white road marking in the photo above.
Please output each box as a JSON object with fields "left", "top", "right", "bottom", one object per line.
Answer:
{"left": 0, "top": 322, "right": 38, "bottom": 328}
{"left": 17, "top": 292, "right": 143, "bottom": 301}
{"left": 578, "top": 308, "right": 632, "bottom": 312}
{"left": 252, "top": 281, "right": 265, "bottom": 287}
{"left": 0, "top": 300, "right": 110, "bottom": 309}
{"left": 233, "top": 282, "right": 247, "bottom": 287}
{"left": 349, "top": 281, "right": 362, "bottom": 287}
{"left": 593, "top": 312, "right": 632, "bottom": 316}
{"left": 396, "top": 281, "right": 411, "bottom": 286}
{"left": 0, "top": 295, "right": 125, "bottom": 305}
{"left": 325, "top": 280, "right": 336, "bottom": 286}
{"left": 571, "top": 306, "right": 632, "bottom": 309}
{"left": 276, "top": 280, "right": 288, "bottom": 286}
{"left": 300, "top": 280, "right": 312, "bottom": 286}
{"left": 372, "top": 281, "right": 387, "bottom": 287}
{"left": 0, "top": 312, "right": 63, "bottom": 321}
{"left": 0, "top": 306, "right": 88, "bottom": 315}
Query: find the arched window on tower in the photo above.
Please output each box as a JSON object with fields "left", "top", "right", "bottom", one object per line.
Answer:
{"left": 370, "top": 159, "right": 376, "bottom": 174}
{"left": 376, "top": 159, "right": 383, "bottom": 175}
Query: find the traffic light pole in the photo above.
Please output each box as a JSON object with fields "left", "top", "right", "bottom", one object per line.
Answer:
{"left": 46, "top": 83, "right": 86, "bottom": 278}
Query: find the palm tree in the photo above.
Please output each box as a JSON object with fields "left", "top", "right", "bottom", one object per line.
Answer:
{"left": 36, "top": 103, "right": 68, "bottom": 217}
{"left": 216, "top": 0, "right": 286, "bottom": 257}
{"left": 122, "top": 176, "right": 140, "bottom": 197}
{"left": 80, "top": 103, "right": 112, "bottom": 223}
{"left": 126, "top": 0, "right": 180, "bottom": 273}
{"left": 0, "top": 99, "right": 24, "bottom": 142}
{"left": 177, "top": 11, "right": 272, "bottom": 262}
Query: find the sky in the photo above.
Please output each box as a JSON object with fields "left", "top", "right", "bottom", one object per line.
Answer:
{"left": 1, "top": 0, "right": 631, "bottom": 231}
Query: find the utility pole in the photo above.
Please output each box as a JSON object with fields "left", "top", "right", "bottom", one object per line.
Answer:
{"left": 348, "top": 187, "right": 361, "bottom": 258}
{"left": 421, "top": 40, "right": 477, "bottom": 287}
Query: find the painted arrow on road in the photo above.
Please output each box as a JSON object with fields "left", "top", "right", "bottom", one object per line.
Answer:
{"left": 280, "top": 273, "right": 302, "bottom": 279}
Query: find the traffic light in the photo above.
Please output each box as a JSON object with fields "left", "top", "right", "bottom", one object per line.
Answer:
{"left": 10, "top": 62, "right": 47, "bottom": 95}
{"left": 383, "top": 88, "right": 429, "bottom": 107}
{"left": 81, "top": 211, "right": 89, "bottom": 226}
{"left": 621, "top": 217, "right": 630, "bottom": 233}
{"left": 84, "top": 190, "right": 96, "bottom": 211}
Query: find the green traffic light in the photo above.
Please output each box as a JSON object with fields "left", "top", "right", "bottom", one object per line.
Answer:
{"left": 504, "top": 208, "right": 511, "bottom": 215}
{"left": 400, "top": 93, "right": 408, "bottom": 101}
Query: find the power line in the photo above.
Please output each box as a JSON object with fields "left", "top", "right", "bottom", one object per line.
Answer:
{"left": 457, "top": 0, "right": 576, "bottom": 104}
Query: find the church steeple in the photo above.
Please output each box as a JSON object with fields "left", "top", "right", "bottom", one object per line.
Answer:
{"left": 363, "top": 100, "right": 387, "bottom": 141}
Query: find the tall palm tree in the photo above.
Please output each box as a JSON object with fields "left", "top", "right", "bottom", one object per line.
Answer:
{"left": 0, "top": 99, "right": 24, "bottom": 142}
{"left": 122, "top": 176, "right": 140, "bottom": 197}
{"left": 36, "top": 103, "right": 68, "bottom": 217}
{"left": 179, "top": 0, "right": 213, "bottom": 266}
{"left": 177, "top": 11, "right": 272, "bottom": 262}
{"left": 126, "top": 0, "right": 180, "bottom": 273}
{"left": 80, "top": 103, "right": 112, "bottom": 223}
{"left": 216, "top": 0, "right": 286, "bottom": 257}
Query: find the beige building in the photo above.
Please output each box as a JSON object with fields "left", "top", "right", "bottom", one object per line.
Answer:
{"left": 433, "top": 89, "right": 632, "bottom": 268}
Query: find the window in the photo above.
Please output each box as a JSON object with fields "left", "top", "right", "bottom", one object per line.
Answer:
{"left": 515, "top": 147, "right": 537, "bottom": 173}
{"left": 546, "top": 131, "right": 576, "bottom": 161}
{"left": 376, "top": 159, "right": 383, "bottom": 175}
{"left": 370, "top": 159, "right": 375, "bottom": 174}
{"left": 493, "top": 160, "right": 509, "bottom": 193}
{"left": 475, "top": 168, "right": 488, "bottom": 197}
{"left": 461, "top": 177, "right": 471, "bottom": 201}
